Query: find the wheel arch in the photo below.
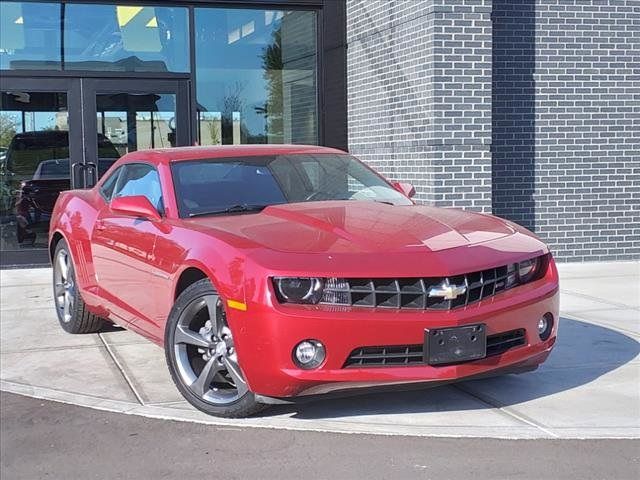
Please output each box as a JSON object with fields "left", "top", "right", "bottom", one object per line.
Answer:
{"left": 171, "top": 258, "right": 246, "bottom": 313}
{"left": 49, "top": 231, "right": 65, "bottom": 263}
{"left": 174, "top": 266, "right": 209, "bottom": 300}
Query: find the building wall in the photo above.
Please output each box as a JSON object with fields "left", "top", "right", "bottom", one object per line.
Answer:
{"left": 492, "top": 0, "right": 639, "bottom": 261}
{"left": 347, "top": 0, "right": 493, "bottom": 209}
{"left": 346, "top": 0, "right": 639, "bottom": 261}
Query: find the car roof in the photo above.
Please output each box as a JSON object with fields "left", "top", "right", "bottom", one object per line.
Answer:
{"left": 11, "top": 131, "right": 68, "bottom": 140}
{"left": 122, "top": 144, "right": 348, "bottom": 164}
{"left": 11, "top": 130, "right": 111, "bottom": 141}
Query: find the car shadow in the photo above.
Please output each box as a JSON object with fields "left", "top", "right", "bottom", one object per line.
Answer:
{"left": 263, "top": 318, "right": 639, "bottom": 419}
{"left": 99, "top": 323, "right": 126, "bottom": 333}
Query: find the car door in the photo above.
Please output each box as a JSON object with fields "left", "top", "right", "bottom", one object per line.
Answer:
{"left": 91, "top": 162, "right": 163, "bottom": 328}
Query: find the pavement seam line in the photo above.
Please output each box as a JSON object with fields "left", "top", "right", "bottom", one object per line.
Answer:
{"left": 98, "top": 333, "right": 146, "bottom": 406}
{"left": 0, "top": 379, "right": 140, "bottom": 407}
{"left": 560, "top": 313, "right": 640, "bottom": 338}
{"left": 559, "top": 289, "right": 640, "bottom": 312}
{"left": 452, "top": 384, "right": 560, "bottom": 439}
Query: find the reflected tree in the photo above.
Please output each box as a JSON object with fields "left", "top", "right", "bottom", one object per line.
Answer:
{"left": 0, "top": 114, "right": 18, "bottom": 213}
{"left": 256, "top": 27, "right": 283, "bottom": 143}
{"left": 219, "top": 81, "right": 249, "bottom": 144}
{"left": 0, "top": 114, "right": 17, "bottom": 148}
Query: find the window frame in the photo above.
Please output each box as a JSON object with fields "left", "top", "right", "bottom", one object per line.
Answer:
{"left": 99, "top": 165, "right": 123, "bottom": 202}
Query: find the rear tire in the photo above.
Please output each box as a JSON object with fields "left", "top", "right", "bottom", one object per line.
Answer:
{"left": 52, "top": 239, "right": 106, "bottom": 334}
{"left": 165, "top": 278, "right": 266, "bottom": 418}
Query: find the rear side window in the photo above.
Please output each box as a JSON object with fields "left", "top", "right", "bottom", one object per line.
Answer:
{"left": 99, "top": 166, "right": 121, "bottom": 201}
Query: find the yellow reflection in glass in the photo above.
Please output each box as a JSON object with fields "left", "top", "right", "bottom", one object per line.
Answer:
{"left": 116, "top": 6, "right": 161, "bottom": 52}
{"left": 116, "top": 6, "right": 143, "bottom": 27}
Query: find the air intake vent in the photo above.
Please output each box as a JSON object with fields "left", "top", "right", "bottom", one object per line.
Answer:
{"left": 343, "top": 329, "right": 527, "bottom": 367}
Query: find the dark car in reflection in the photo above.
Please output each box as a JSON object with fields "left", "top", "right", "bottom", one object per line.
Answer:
{"left": 1, "top": 131, "right": 120, "bottom": 245}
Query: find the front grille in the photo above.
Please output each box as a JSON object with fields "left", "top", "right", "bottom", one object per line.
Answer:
{"left": 321, "top": 265, "right": 516, "bottom": 311}
{"left": 343, "top": 329, "right": 527, "bottom": 368}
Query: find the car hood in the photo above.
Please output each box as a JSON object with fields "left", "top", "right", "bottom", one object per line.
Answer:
{"left": 186, "top": 201, "right": 516, "bottom": 254}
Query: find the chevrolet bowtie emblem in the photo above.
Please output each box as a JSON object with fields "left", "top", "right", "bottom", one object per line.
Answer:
{"left": 428, "top": 279, "right": 467, "bottom": 300}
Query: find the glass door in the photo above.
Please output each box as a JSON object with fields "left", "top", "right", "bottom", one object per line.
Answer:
{"left": 0, "top": 77, "right": 82, "bottom": 267}
{"left": 0, "top": 77, "right": 190, "bottom": 268}
{"left": 80, "top": 78, "right": 190, "bottom": 186}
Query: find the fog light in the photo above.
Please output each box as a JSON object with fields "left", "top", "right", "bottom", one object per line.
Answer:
{"left": 293, "top": 340, "right": 326, "bottom": 369}
{"left": 538, "top": 313, "right": 553, "bottom": 341}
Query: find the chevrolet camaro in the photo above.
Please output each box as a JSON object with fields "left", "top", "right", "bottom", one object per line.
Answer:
{"left": 49, "top": 145, "right": 559, "bottom": 417}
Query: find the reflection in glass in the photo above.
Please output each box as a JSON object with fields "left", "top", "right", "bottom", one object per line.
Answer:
{"left": 0, "top": 91, "right": 69, "bottom": 254}
{"left": 96, "top": 93, "right": 178, "bottom": 156}
{"left": 195, "top": 8, "right": 317, "bottom": 145}
{"left": 64, "top": 4, "right": 189, "bottom": 72}
{"left": 0, "top": 2, "right": 61, "bottom": 70}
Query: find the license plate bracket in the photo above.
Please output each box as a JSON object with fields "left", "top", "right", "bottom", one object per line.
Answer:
{"left": 424, "top": 324, "right": 487, "bottom": 365}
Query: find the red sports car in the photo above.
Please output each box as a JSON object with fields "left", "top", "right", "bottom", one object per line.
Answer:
{"left": 49, "top": 145, "right": 559, "bottom": 417}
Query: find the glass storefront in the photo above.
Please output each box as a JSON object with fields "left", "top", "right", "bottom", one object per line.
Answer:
{"left": 195, "top": 8, "right": 317, "bottom": 145}
{"left": 64, "top": 4, "right": 189, "bottom": 72}
{"left": 96, "top": 93, "right": 179, "bottom": 154}
{"left": 0, "top": 2, "right": 189, "bottom": 72}
{"left": 1, "top": 3, "right": 319, "bottom": 145}
{"left": 0, "top": 1, "right": 342, "bottom": 267}
{"left": 0, "top": 2, "right": 62, "bottom": 70}
{"left": 0, "top": 91, "right": 70, "bottom": 254}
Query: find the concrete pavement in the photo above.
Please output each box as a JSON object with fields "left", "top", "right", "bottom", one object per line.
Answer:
{"left": 1, "top": 262, "right": 639, "bottom": 439}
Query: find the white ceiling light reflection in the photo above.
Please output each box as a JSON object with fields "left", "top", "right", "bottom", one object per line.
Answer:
{"left": 228, "top": 28, "right": 240, "bottom": 44}
{"left": 241, "top": 21, "right": 255, "bottom": 37}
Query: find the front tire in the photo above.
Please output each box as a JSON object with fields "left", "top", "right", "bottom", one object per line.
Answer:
{"left": 165, "top": 278, "right": 266, "bottom": 418}
{"left": 52, "top": 239, "right": 106, "bottom": 334}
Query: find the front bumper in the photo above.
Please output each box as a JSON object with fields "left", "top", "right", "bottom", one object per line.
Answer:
{"left": 230, "top": 274, "right": 559, "bottom": 399}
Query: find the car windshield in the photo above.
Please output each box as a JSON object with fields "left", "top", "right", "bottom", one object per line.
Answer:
{"left": 171, "top": 153, "right": 413, "bottom": 217}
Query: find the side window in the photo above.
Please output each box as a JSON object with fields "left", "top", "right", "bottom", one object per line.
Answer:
{"left": 113, "top": 164, "right": 163, "bottom": 213}
{"left": 99, "top": 166, "right": 122, "bottom": 201}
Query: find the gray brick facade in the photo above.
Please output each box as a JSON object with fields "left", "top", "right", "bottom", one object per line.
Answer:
{"left": 492, "top": 0, "right": 639, "bottom": 261}
{"left": 346, "top": 0, "right": 639, "bottom": 261}
{"left": 347, "top": 0, "right": 493, "bottom": 209}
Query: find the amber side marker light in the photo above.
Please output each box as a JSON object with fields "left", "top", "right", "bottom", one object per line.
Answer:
{"left": 227, "top": 299, "right": 247, "bottom": 311}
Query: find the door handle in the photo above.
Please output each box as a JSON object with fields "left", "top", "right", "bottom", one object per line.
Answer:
{"left": 84, "top": 162, "right": 98, "bottom": 188}
{"left": 71, "top": 162, "right": 98, "bottom": 188}
{"left": 95, "top": 220, "right": 106, "bottom": 231}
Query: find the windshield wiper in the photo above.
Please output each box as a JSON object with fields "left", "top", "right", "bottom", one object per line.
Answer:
{"left": 189, "top": 204, "right": 270, "bottom": 218}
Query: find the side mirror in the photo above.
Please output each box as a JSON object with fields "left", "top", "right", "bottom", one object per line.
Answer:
{"left": 110, "top": 195, "right": 161, "bottom": 221}
{"left": 391, "top": 181, "right": 416, "bottom": 199}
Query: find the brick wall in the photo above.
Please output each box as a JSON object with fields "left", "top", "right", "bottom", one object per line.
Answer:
{"left": 492, "top": 0, "right": 640, "bottom": 261}
{"left": 347, "top": 0, "right": 639, "bottom": 261}
{"left": 347, "top": 0, "right": 493, "bottom": 208}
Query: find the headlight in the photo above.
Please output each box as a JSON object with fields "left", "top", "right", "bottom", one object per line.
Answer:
{"left": 274, "top": 277, "right": 324, "bottom": 304}
{"left": 517, "top": 257, "right": 540, "bottom": 283}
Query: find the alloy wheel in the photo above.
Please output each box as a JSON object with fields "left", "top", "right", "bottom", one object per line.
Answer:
{"left": 53, "top": 249, "right": 75, "bottom": 323}
{"left": 173, "top": 294, "right": 248, "bottom": 404}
